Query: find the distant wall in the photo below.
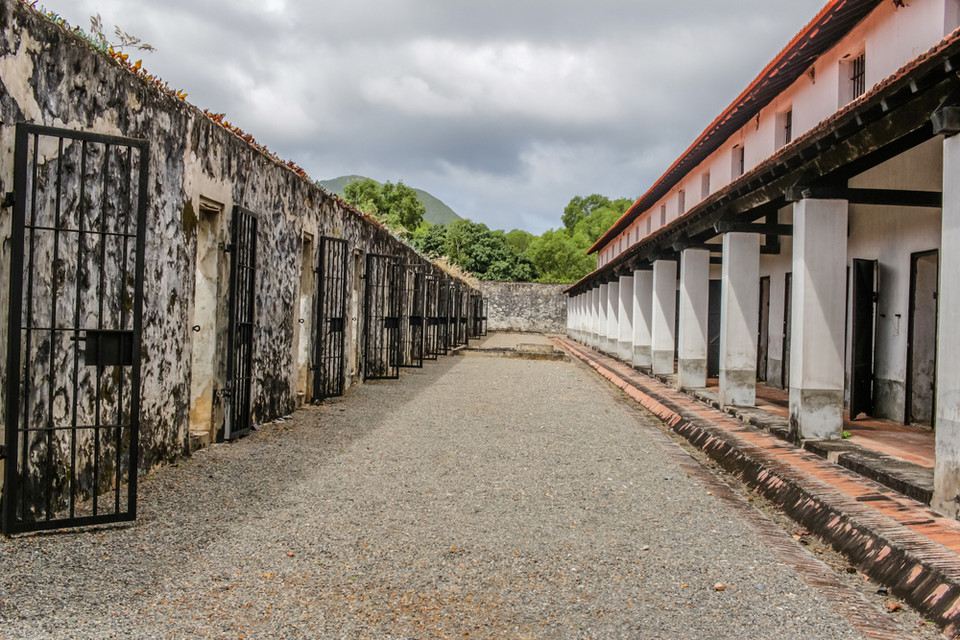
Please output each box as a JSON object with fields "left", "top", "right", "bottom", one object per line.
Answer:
{"left": 478, "top": 282, "right": 568, "bottom": 334}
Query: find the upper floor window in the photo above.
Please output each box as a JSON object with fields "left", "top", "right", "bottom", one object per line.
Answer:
{"left": 701, "top": 172, "right": 711, "bottom": 200}
{"left": 659, "top": 204, "right": 666, "bottom": 227}
{"left": 851, "top": 52, "right": 866, "bottom": 99}
{"left": 776, "top": 108, "right": 793, "bottom": 148}
{"left": 840, "top": 49, "right": 866, "bottom": 105}
{"left": 732, "top": 144, "right": 745, "bottom": 178}
{"left": 677, "top": 189, "right": 686, "bottom": 216}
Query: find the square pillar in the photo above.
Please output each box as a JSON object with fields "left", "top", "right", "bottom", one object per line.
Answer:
{"left": 789, "top": 198, "right": 847, "bottom": 440}
{"left": 606, "top": 281, "right": 620, "bottom": 355}
{"left": 935, "top": 134, "right": 960, "bottom": 516}
{"left": 651, "top": 259, "right": 677, "bottom": 375}
{"left": 618, "top": 274, "right": 635, "bottom": 361}
{"left": 597, "top": 284, "right": 609, "bottom": 350}
{"left": 677, "top": 249, "right": 710, "bottom": 389}
{"left": 588, "top": 289, "right": 598, "bottom": 346}
{"left": 719, "top": 233, "right": 760, "bottom": 407}
{"left": 632, "top": 269, "right": 653, "bottom": 368}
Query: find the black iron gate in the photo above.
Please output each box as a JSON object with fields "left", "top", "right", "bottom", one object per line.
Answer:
{"left": 436, "top": 280, "right": 451, "bottom": 356}
{"left": 224, "top": 206, "right": 257, "bottom": 441}
{"left": 423, "top": 276, "right": 439, "bottom": 360}
{"left": 313, "top": 236, "right": 348, "bottom": 399}
{"left": 3, "top": 124, "right": 148, "bottom": 534}
{"left": 850, "top": 258, "right": 878, "bottom": 419}
{"left": 364, "top": 254, "right": 400, "bottom": 380}
{"left": 402, "top": 267, "right": 425, "bottom": 368}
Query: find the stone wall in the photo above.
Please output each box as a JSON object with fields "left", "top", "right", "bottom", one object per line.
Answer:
{"left": 0, "top": 0, "right": 476, "bottom": 509}
{"left": 478, "top": 282, "right": 568, "bottom": 334}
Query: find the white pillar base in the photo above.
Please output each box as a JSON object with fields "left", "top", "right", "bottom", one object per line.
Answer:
{"left": 677, "top": 249, "right": 709, "bottom": 390}
{"left": 719, "top": 232, "right": 760, "bottom": 407}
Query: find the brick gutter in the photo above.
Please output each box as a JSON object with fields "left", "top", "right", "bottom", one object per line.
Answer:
{"left": 555, "top": 336, "right": 960, "bottom": 637}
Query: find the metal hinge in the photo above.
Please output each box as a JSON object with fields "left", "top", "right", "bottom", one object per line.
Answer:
{"left": 219, "top": 242, "right": 234, "bottom": 253}
{"left": 1, "top": 192, "right": 14, "bottom": 208}
{"left": 215, "top": 388, "right": 232, "bottom": 399}
{"left": 0, "top": 445, "right": 7, "bottom": 460}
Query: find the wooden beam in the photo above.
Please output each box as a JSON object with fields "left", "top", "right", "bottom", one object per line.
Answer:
{"left": 714, "top": 221, "right": 793, "bottom": 236}
{"left": 785, "top": 185, "right": 941, "bottom": 207}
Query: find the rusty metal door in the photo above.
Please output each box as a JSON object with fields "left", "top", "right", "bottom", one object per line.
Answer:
{"left": 850, "top": 259, "right": 877, "bottom": 419}
{"left": 313, "top": 236, "right": 348, "bottom": 399}
{"left": 364, "top": 254, "right": 400, "bottom": 380}
{"left": 223, "top": 206, "right": 257, "bottom": 441}
{"left": 3, "top": 124, "right": 148, "bottom": 534}
{"left": 402, "top": 268, "right": 425, "bottom": 368}
{"left": 423, "top": 276, "right": 439, "bottom": 360}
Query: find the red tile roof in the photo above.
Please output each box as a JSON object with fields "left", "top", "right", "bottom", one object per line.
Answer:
{"left": 589, "top": 0, "right": 883, "bottom": 255}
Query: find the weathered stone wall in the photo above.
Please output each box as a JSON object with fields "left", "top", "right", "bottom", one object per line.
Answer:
{"left": 0, "top": 0, "right": 474, "bottom": 499}
{"left": 478, "top": 281, "right": 568, "bottom": 334}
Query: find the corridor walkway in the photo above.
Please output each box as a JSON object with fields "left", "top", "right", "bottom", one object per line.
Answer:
{"left": 0, "top": 335, "right": 930, "bottom": 639}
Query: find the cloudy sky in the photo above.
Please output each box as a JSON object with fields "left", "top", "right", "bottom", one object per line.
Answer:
{"left": 49, "top": 0, "right": 826, "bottom": 234}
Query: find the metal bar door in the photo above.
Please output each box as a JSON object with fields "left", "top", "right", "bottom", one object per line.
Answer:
{"left": 313, "top": 236, "right": 348, "bottom": 399}
{"left": 423, "top": 276, "right": 439, "bottom": 360}
{"left": 364, "top": 254, "right": 400, "bottom": 380}
{"left": 402, "top": 268, "right": 425, "bottom": 368}
{"left": 3, "top": 124, "right": 148, "bottom": 534}
{"left": 436, "top": 281, "right": 450, "bottom": 356}
{"left": 850, "top": 258, "right": 877, "bottom": 419}
{"left": 224, "top": 206, "right": 257, "bottom": 440}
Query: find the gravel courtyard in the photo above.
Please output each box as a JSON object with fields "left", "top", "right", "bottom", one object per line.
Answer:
{"left": 0, "top": 344, "right": 918, "bottom": 638}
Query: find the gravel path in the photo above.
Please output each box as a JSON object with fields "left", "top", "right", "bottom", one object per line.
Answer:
{"left": 0, "top": 348, "right": 922, "bottom": 638}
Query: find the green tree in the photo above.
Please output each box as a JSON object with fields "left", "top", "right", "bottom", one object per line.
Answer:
{"left": 343, "top": 178, "right": 425, "bottom": 235}
{"left": 504, "top": 229, "right": 535, "bottom": 255}
{"left": 527, "top": 229, "right": 596, "bottom": 283}
{"left": 562, "top": 194, "right": 613, "bottom": 231}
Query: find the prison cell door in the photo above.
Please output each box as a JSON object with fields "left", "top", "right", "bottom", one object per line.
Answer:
{"left": 364, "top": 254, "right": 400, "bottom": 380}
{"left": 423, "top": 276, "right": 439, "bottom": 360}
{"left": 757, "top": 276, "right": 771, "bottom": 382}
{"left": 706, "top": 280, "right": 722, "bottom": 379}
{"left": 907, "top": 250, "right": 938, "bottom": 426}
{"left": 436, "top": 281, "right": 450, "bottom": 355}
{"left": 313, "top": 236, "right": 348, "bottom": 399}
{"left": 223, "top": 206, "right": 257, "bottom": 441}
{"left": 3, "top": 124, "right": 148, "bottom": 534}
{"left": 781, "top": 272, "right": 792, "bottom": 390}
{"left": 849, "top": 259, "right": 878, "bottom": 419}
{"left": 402, "top": 268, "right": 425, "bottom": 368}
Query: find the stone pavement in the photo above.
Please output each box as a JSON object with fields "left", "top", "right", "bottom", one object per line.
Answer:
{"left": 556, "top": 335, "right": 960, "bottom": 636}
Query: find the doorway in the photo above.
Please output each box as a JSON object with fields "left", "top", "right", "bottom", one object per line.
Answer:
{"left": 849, "top": 259, "right": 878, "bottom": 419}
{"left": 781, "top": 272, "right": 792, "bottom": 389}
{"left": 707, "top": 280, "right": 722, "bottom": 378}
{"left": 757, "top": 276, "right": 770, "bottom": 382}
{"left": 906, "top": 250, "right": 938, "bottom": 426}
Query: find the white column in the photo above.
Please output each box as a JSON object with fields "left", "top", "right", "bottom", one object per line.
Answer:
{"left": 606, "top": 281, "right": 620, "bottom": 354}
{"left": 789, "top": 198, "right": 847, "bottom": 440}
{"left": 651, "top": 259, "right": 677, "bottom": 375}
{"left": 935, "top": 134, "right": 960, "bottom": 516}
{"left": 677, "top": 249, "right": 710, "bottom": 389}
{"left": 632, "top": 269, "right": 653, "bottom": 369}
{"left": 597, "top": 284, "right": 609, "bottom": 351}
{"left": 587, "top": 289, "right": 596, "bottom": 346}
{"left": 575, "top": 294, "right": 583, "bottom": 341}
{"left": 720, "top": 233, "right": 760, "bottom": 407}
{"left": 618, "top": 274, "right": 635, "bottom": 361}
{"left": 587, "top": 287, "right": 600, "bottom": 347}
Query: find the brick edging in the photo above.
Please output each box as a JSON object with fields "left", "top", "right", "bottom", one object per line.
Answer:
{"left": 556, "top": 337, "right": 960, "bottom": 637}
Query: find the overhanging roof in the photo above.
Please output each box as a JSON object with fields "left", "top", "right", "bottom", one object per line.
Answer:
{"left": 589, "top": 0, "right": 883, "bottom": 255}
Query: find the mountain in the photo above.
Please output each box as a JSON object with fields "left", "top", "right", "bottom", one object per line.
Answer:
{"left": 317, "top": 175, "right": 462, "bottom": 226}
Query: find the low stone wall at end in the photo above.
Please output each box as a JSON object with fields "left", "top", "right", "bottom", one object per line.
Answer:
{"left": 478, "top": 282, "right": 569, "bottom": 334}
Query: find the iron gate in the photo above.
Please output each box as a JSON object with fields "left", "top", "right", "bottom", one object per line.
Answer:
{"left": 364, "top": 254, "right": 400, "bottom": 380}
{"left": 435, "top": 281, "right": 450, "bottom": 356}
{"left": 3, "top": 124, "right": 148, "bottom": 534}
{"left": 313, "top": 236, "right": 348, "bottom": 399}
{"left": 401, "top": 267, "right": 425, "bottom": 368}
{"left": 423, "top": 276, "right": 439, "bottom": 360}
{"left": 224, "top": 205, "right": 257, "bottom": 441}
{"left": 471, "top": 294, "right": 487, "bottom": 338}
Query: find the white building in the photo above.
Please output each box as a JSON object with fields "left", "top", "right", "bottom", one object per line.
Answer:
{"left": 565, "top": 0, "right": 960, "bottom": 516}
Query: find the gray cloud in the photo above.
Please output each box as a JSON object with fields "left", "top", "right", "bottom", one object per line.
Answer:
{"left": 52, "top": 0, "right": 825, "bottom": 233}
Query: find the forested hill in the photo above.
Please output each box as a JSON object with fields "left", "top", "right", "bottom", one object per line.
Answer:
{"left": 318, "top": 175, "right": 462, "bottom": 226}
